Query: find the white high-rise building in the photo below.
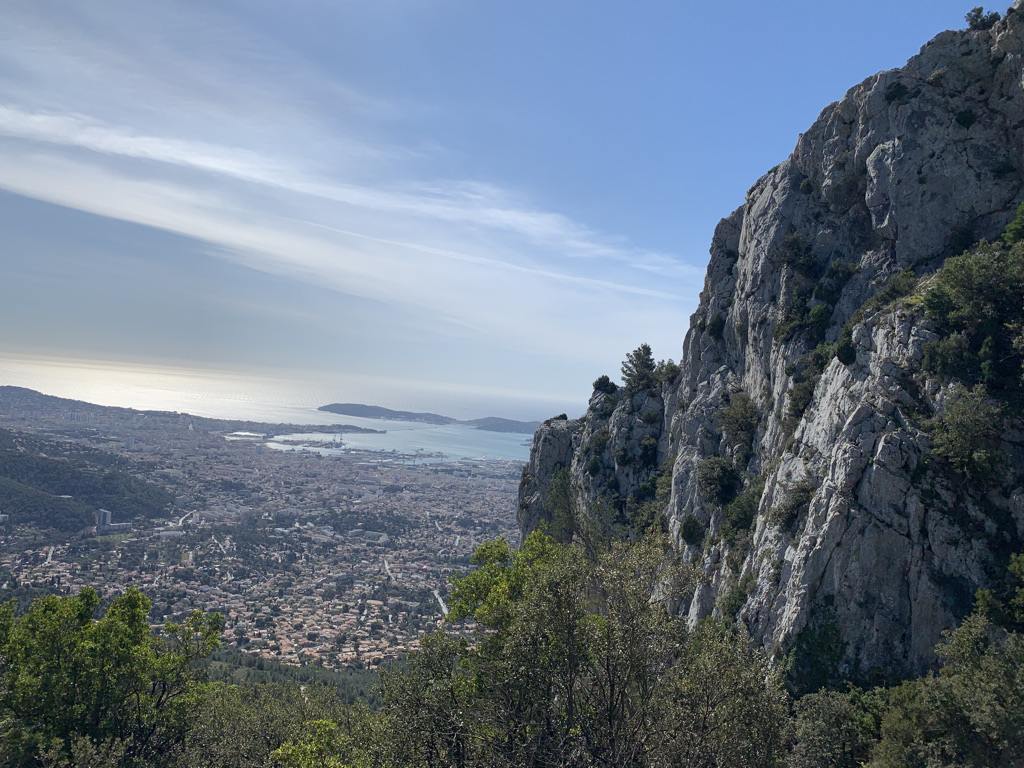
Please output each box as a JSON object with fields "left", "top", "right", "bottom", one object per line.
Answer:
{"left": 96, "top": 508, "right": 131, "bottom": 535}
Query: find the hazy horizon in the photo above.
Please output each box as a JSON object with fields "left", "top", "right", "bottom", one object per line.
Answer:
{"left": 0, "top": 353, "right": 576, "bottom": 423}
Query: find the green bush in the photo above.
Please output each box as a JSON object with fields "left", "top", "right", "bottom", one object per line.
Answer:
{"left": 812, "top": 268, "right": 918, "bottom": 382}
{"left": 725, "top": 531, "right": 751, "bottom": 569}
{"left": 775, "top": 290, "right": 811, "bottom": 342}
{"left": 861, "top": 268, "right": 918, "bottom": 317}
{"left": 870, "top": 603, "right": 1024, "bottom": 768}
{"left": 836, "top": 323, "right": 857, "bottom": 365}
{"left": 785, "top": 343, "right": 835, "bottom": 428}
{"left": 697, "top": 457, "right": 741, "bottom": 506}
{"left": 680, "top": 515, "right": 706, "bottom": 546}
{"left": 787, "top": 616, "right": 847, "bottom": 696}
{"left": 635, "top": 475, "right": 657, "bottom": 501}
{"left": 614, "top": 446, "right": 634, "bottom": 466}
{"left": 717, "top": 392, "right": 759, "bottom": 467}
{"left": 639, "top": 436, "right": 659, "bottom": 468}
{"left": 777, "top": 295, "right": 842, "bottom": 346}
{"left": 776, "top": 302, "right": 833, "bottom": 346}
{"left": 723, "top": 474, "right": 765, "bottom": 534}
{"left": 1009, "top": 554, "right": 1024, "bottom": 626}
{"left": 930, "top": 383, "right": 1004, "bottom": 482}
{"left": 593, "top": 375, "right": 618, "bottom": 395}
{"left": 778, "top": 233, "right": 821, "bottom": 278}
{"left": 628, "top": 499, "right": 667, "bottom": 535}
{"left": 768, "top": 480, "right": 814, "bottom": 529}
{"left": 626, "top": 459, "right": 675, "bottom": 537}
{"left": 807, "top": 302, "right": 832, "bottom": 338}
{"left": 923, "top": 331, "right": 972, "bottom": 382}
{"left": 655, "top": 358, "right": 680, "bottom": 385}
{"left": 778, "top": 257, "right": 859, "bottom": 345}
{"left": 718, "top": 573, "right": 755, "bottom": 621}
{"left": 806, "top": 339, "right": 837, "bottom": 372}
{"left": 547, "top": 466, "right": 576, "bottom": 541}
{"left": 718, "top": 392, "right": 758, "bottom": 440}
{"left": 0, "top": 588, "right": 222, "bottom": 767}
{"left": 966, "top": 6, "right": 1000, "bottom": 30}
{"left": 588, "top": 430, "right": 610, "bottom": 454}
{"left": 781, "top": 340, "right": 840, "bottom": 435}
{"left": 640, "top": 410, "right": 661, "bottom": 425}
{"left": 921, "top": 241, "right": 1024, "bottom": 396}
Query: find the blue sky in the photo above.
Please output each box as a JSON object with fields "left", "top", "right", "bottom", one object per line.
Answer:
{"left": 0, "top": 0, "right": 981, "bottom": 418}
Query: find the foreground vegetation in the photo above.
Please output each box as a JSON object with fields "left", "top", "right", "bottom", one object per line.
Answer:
{"left": 1, "top": 529, "right": 1023, "bottom": 767}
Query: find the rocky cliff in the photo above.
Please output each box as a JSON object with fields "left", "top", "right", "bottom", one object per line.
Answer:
{"left": 519, "top": 4, "right": 1024, "bottom": 684}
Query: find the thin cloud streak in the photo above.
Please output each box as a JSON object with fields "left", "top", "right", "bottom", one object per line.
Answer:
{"left": 297, "top": 221, "right": 685, "bottom": 300}
{"left": 0, "top": 106, "right": 693, "bottom": 278}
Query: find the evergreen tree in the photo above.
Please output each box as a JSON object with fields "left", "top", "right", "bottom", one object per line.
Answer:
{"left": 621, "top": 343, "right": 657, "bottom": 394}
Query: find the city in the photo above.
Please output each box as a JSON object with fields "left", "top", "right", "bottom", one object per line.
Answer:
{"left": 0, "top": 387, "right": 522, "bottom": 670}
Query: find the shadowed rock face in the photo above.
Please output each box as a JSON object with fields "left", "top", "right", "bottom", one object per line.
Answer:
{"left": 520, "top": 3, "right": 1024, "bottom": 683}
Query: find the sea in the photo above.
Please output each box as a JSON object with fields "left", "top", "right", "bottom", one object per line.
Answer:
{"left": 0, "top": 354, "right": 556, "bottom": 462}
{"left": 262, "top": 419, "right": 533, "bottom": 463}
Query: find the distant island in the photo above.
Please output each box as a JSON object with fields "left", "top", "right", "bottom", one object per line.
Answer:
{"left": 318, "top": 403, "right": 452, "bottom": 424}
{"left": 317, "top": 403, "right": 542, "bottom": 434}
{"left": 461, "top": 417, "right": 541, "bottom": 434}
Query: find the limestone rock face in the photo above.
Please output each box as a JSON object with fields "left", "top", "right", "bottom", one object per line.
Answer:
{"left": 519, "top": 416, "right": 581, "bottom": 536}
{"left": 520, "top": 6, "right": 1024, "bottom": 682}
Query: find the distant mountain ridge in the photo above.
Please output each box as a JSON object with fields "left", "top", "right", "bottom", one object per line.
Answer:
{"left": 318, "top": 403, "right": 542, "bottom": 434}
{"left": 0, "top": 386, "right": 382, "bottom": 435}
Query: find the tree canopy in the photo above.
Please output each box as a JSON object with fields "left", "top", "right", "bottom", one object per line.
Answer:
{"left": 372, "top": 531, "right": 788, "bottom": 768}
{"left": 0, "top": 587, "right": 222, "bottom": 767}
{"left": 621, "top": 343, "right": 657, "bottom": 394}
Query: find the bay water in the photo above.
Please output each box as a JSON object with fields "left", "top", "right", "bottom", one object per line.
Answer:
{"left": 0, "top": 354, "right": 546, "bottom": 461}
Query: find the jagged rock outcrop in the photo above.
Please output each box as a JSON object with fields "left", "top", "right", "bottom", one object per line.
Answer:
{"left": 519, "top": 4, "right": 1024, "bottom": 683}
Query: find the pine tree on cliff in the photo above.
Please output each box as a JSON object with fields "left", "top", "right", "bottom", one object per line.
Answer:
{"left": 621, "top": 343, "right": 656, "bottom": 394}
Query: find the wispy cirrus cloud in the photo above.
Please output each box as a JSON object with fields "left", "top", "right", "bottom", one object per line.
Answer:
{"left": 0, "top": 105, "right": 690, "bottom": 278}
